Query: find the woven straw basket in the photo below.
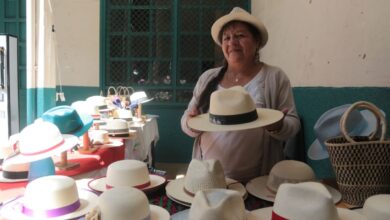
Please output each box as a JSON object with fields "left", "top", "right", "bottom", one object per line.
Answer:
{"left": 325, "top": 101, "right": 390, "bottom": 207}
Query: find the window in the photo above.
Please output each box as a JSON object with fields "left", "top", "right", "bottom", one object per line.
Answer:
{"left": 102, "top": 0, "right": 249, "bottom": 104}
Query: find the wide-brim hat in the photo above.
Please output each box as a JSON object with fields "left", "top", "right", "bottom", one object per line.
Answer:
{"left": 250, "top": 182, "right": 365, "bottom": 220}
{"left": 130, "top": 91, "right": 154, "bottom": 105}
{"left": 245, "top": 175, "right": 341, "bottom": 203}
{"left": 307, "top": 104, "right": 382, "bottom": 160}
{"left": 0, "top": 161, "right": 29, "bottom": 183}
{"left": 0, "top": 187, "right": 25, "bottom": 204}
{"left": 211, "top": 7, "right": 268, "bottom": 48}
{"left": 88, "top": 174, "right": 166, "bottom": 193}
{"left": 187, "top": 86, "right": 283, "bottom": 132}
{"left": 361, "top": 194, "right": 390, "bottom": 220}
{"left": 165, "top": 177, "right": 247, "bottom": 206}
{"left": 5, "top": 121, "right": 79, "bottom": 164}
{"left": 41, "top": 105, "right": 93, "bottom": 137}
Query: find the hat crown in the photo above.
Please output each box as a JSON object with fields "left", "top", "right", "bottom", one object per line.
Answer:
{"left": 99, "top": 187, "right": 150, "bottom": 220}
{"left": 105, "top": 119, "right": 129, "bottom": 135}
{"left": 184, "top": 159, "right": 227, "bottom": 194}
{"left": 71, "top": 100, "right": 96, "bottom": 116}
{"left": 106, "top": 160, "right": 150, "bottom": 188}
{"left": 267, "top": 160, "right": 315, "bottom": 192}
{"left": 210, "top": 86, "right": 256, "bottom": 116}
{"left": 363, "top": 194, "right": 390, "bottom": 220}
{"left": 230, "top": 7, "right": 248, "bottom": 14}
{"left": 41, "top": 105, "right": 86, "bottom": 136}
{"left": 273, "top": 182, "right": 340, "bottom": 220}
{"left": 188, "top": 189, "right": 246, "bottom": 220}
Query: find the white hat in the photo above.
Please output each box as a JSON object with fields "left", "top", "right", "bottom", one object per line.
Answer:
{"left": 171, "top": 189, "right": 258, "bottom": 220}
{"left": 130, "top": 91, "right": 153, "bottom": 105}
{"left": 86, "top": 187, "right": 169, "bottom": 220}
{"left": 251, "top": 182, "right": 365, "bottom": 220}
{"left": 245, "top": 160, "right": 341, "bottom": 203}
{"left": 362, "top": 194, "right": 390, "bottom": 220}
{"left": 165, "top": 159, "right": 247, "bottom": 206}
{"left": 88, "top": 130, "right": 122, "bottom": 147}
{"left": 308, "top": 104, "right": 380, "bottom": 160}
{"left": 5, "top": 121, "right": 79, "bottom": 164}
{"left": 187, "top": 86, "right": 283, "bottom": 132}
{"left": 211, "top": 7, "right": 268, "bottom": 48}
{"left": 0, "top": 159, "right": 29, "bottom": 182}
{"left": 101, "top": 119, "right": 137, "bottom": 139}
{"left": 0, "top": 175, "right": 98, "bottom": 220}
{"left": 88, "top": 159, "right": 166, "bottom": 193}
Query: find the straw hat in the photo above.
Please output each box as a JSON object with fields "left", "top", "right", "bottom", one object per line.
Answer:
{"left": 171, "top": 189, "right": 258, "bottom": 220}
{"left": 211, "top": 7, "right": 268, "bottom": 48}
{"left": 165, "top": 159, "right": 247, "bottom": 206}
{"left": 187, "top": 86, "right": 283, "bottom": 132}
{"left": 0, "top": 159, "right": 29, "bottom": 182}
{"left": 86, "top": 187, "right": 169, "bottom": 220}
{"left": 41, "top": 105, "right": 93, "bottom": 137}
{"left": 88, "top": 130, "right": 122, "bottom": 147}
{"left": 251, "top": 182, "right": 365, "bottom": 220}
{"left": 245, "top": 160, "right": 341, "bottom": 203}
{"left": 361, "top": 194, "right": 390, "bottom": 220}
{"left": 130, "top": 91, "right": 153, "bottom": 105}
{"left": 0, "top": 175, "right": 98, "bottom": 220}
{"left": 88, "top": 159, "right": 166, "bottom": 193}
{"left": 308, "top": 104, "right": 380, "bottom": 160}
{"left": 101, "top": 119, "right": 137, "bottom": 139}
{"left": 113, "top": 108, "right": 133, "bottom": 121}
{"left": 5, "top": 121, "right": 79, "bottom": 164}
{"left": 71, "top": 100, "right": 101, "bottom": 120}
{"left": 86, "top": 95, "right": 113, "bottom": 112}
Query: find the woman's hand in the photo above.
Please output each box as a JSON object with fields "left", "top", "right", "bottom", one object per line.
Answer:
{"left": 186, "top": 108, "right": 203, "bottom": 134}
{"left": 265, "top": 108, "right": 289, "bottom": 133}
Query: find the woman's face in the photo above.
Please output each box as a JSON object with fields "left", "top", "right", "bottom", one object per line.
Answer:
{"left": 221, "top": 22, "right": 259, "bottom": 65}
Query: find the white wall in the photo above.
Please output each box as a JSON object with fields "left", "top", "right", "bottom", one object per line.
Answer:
{"left": 53, "top": 0, "right": 99, "bottom": 87}
{"left": 253, "top": 0, "right": 390, "bottom": 87}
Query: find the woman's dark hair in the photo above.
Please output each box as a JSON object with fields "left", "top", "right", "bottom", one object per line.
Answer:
{"left": 196, "top": 20, "right": 261, "bottom": 113}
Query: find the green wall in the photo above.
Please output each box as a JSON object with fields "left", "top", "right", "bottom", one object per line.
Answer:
{"left": 58, "top": 86, "right": 390, "bottom": 179}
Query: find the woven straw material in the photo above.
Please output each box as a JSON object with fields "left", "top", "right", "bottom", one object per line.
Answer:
{"left": 325, "top": 101, "right": 390, "bottom": 207}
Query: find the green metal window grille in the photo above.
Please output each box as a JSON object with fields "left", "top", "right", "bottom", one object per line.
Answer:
{"left": 102, "top": 0, "right": 249, "bottom": 104}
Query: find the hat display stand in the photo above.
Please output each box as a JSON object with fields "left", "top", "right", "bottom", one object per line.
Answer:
{"left": 79, "top": 132, "right": 98, "bottom": 154}
{"left": 55, "top": 151, "right": 80, "bottom": 170}
{"left": 28, "top": 157, "right": 55, "bottom": 181}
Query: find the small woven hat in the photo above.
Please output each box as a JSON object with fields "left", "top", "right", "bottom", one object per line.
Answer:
{"left": 308, "top": 104, "right": 380, "bottom": 160}
{"left": 89, "top": 130, "right": 122, "bottom": 147}
{"left": 5, "top": 121, "right": 79, "bottom": 164}
{"left": 101, "top": 119, "right": 137, "bottom": 139}
{"left": 88, "top": 159, "right": 166, "bottom": 193}
{"left": 71, "top": 100, "right": 101, "bottom": 120}
{"left": 171, "top": 189, "right": 258, "bottom": 220}
{"left": 130, "top": 91, "right": 153, "bottom": 105}
{"left": 0, "top": 175, "right": 98, "bottom": 220}
{"left": 86, "top": 95, "right": 113, "bottom": 112}
{"left": 361, "top": 194, "right": 390, "bottom": 220}
{"left": 41, "top": 105, "right": 93, "bottom": 137}
{"left": 211, "top": 7, "right": 268, "bottom": 48}
{"left": 245, "top": 160, "right": 341, "bottom": 203}
{"left": 165, "top": 159, "right": 247, "bottom": 206}
{"left": 85, "top": 187, "right": 169, "bottom": 220}
{"left": 187, "top": 86, "right": 283, "bottom": 132}
{"left": 252, "top": 182, "right": 365, "bottom": 220}
{"left": 0, "top": 159, "right": 29, "bottom": 182}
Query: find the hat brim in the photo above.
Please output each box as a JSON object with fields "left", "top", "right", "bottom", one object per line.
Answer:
{"left": 211, "top": 8, "right": 268, "bottom": 48}
{"left": 171, "top": 209, "right": 258, "bottom": 220}
{"left": 0, "top": 188, "right": 98, "bottom": 220}
{"left": 94, "top": 140, "right": 123, "bottom": 148}
{"left": 5, "top": 134, "right": 79, "bottom": 164}
{"left": 188, "top": 108, "right": 283, "bottom": 132}
{"left": 0, "top": 188, "right": 25, "bottom": 204}
{"left": 150, "top": 204, "right": 170, "bottom": 220}
{"left": 165, "top": 177, "right": 247, "bottom": 206}
{"left": 87, "top": 174, "right": 166, "bottom": 193}
{"left": 307, "top": 139, "right": 330, "bottom": 160}
{"left": 251, "top": 207, "right": 364, "bottom": 220}
{"left": 72, "top": 114, "right": 93, "bottom": 137}
{"left": 245, "top": 176, "right": 341, "bottom": 204}
{"left": 0, "top": 171, "right": 28, "bottom": 182}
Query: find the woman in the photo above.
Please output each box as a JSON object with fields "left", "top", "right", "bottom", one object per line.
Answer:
{"left": 181, "top": 7, "right": 300, "bottom": 183}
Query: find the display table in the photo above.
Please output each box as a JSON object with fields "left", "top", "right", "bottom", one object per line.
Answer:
{"left": 0, "top": 145, "right": 125, "bottom": 190}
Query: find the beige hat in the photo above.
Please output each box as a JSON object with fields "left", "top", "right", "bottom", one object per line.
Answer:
{"left": 171, "top": 189, "right": 258, "bottom": 220}
{"left": 88, "top": 130, "right": 122, "bottom": 147}
{"left": 187, "top": 86, "right": 283, "bottom": 132}
{"left": 0, "top": 159, "right": 29, "bottom": 182}
{"left": 246, "top": 160, "right": 341, "bottom": 203}
{"left": 165, "top": 159, "right": 247, "bottom": 206}
{"left": 361, "top": 194, "right": 390, "bottom": 220}
{"left": 211, "top": 7, "right": 268, "bottom": 48}
{"left": 101, "top": 119, "right": 137, "bottom": 139}
{"left": 0, "top": 175, "right": 98, "bottom": 220}
{"left": 88, "top": 159, "right": 166, "bottom": 193}
{"left": 86, "top": 187, "right": 169, "bottom": 220}
{"left": 252, "top": 182, "right": 365, "bottom": 220}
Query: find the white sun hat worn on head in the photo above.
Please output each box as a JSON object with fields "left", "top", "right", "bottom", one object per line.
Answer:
{"left": 211, "top": 7, "right": 268, "bottom": 48}
{"left": 187, "top": 86, "right": 283, "bottom": 132}
{"left": 85, "top": 187, "right": 169, "bottom": 220}
{"left": 245, "top": 160, "right": 341, "bottom": 203}
{"left": 0, "top": 175, "right": 98, "bottom": 220}
{"left": 307, "top": 104, "right": 381, "bottom": 160}
{"left": 6, "top": 120, "right": 79, "bottom": 164}
{"left": 251, "top": 182, "right": 365, "bottom": 220}
{"left": 165, "top": 159, "right": 247, "bottom": 206}
{"left": 88, "top": 159, "right": 166, "bottom": 193}
{"left": 171, "top": 189, "right": 258, "bottom": 220}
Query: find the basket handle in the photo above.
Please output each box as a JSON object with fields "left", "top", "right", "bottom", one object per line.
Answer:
{"left": 106, "top": 86, "right": 117, "bottom": 97}
{"left": 340, "top": 101, "right": 386, "bottom": 143}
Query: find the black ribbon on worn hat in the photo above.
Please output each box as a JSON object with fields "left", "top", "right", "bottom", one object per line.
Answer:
{"left": 209, "top": 110, "right": 258, "bottom": 125}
